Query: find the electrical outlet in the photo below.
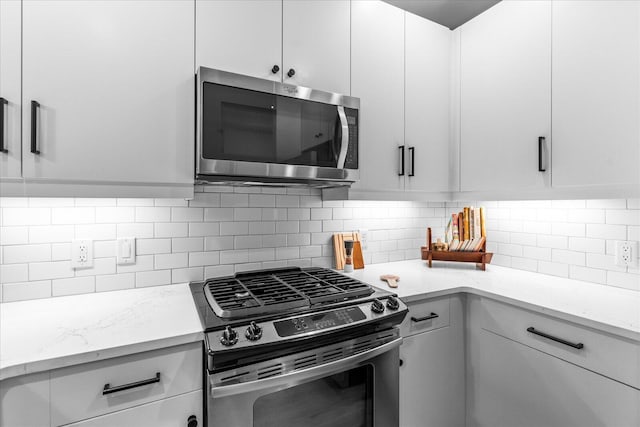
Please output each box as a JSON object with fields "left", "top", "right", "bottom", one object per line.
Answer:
{"left": 71, "top": 239, "right": 93, "bottom": 269}
{"left": 615, "top": 241, "right": 638, "bottom": 267}
{"left": 359, "top": 229, "right": 369, "bottom": 251}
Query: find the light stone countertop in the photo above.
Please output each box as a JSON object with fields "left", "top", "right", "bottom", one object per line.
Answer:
{"left": 0, "top": 283, "right": 203, "bottom": 381}
{"left": 354, "top": 260, "right": 640, "bottom": 341}
{"left": 2, "top": 261, "right": 639, "bottom": 382}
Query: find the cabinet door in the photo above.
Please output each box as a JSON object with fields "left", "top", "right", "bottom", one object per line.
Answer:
{"left": 282, "top": 0, "right": 350, "bottom": 95}
{"left": 468, "top": 329, "right": 640, "bottom": 427}
{"left": 351, "top": 0, "right": 405, "bottom": 193}
{"left": 196, "top": 0, "right": 282, "bottom": 81}
{"left": 0, "top": 0, "right": 21, "bottom": 180}
{"left": 460, "top": 1, "right": 551, "bottom": 192}
{"left": 0, "top": 372, "right": 50, "bottom": 427}
{"left": 552, "top": 1, "right": 640, "bottom": 189}
{"left": 65, "top": 390, "right": 202, "bottom": 427}
{"left": 404, "top": 13, "right": 451, "bottom": 193}
{"left": 400, "top": 327, "right": 465, "bottom": 427}
{"left": 21, "top": 1, "right": 194, "bottom": 186}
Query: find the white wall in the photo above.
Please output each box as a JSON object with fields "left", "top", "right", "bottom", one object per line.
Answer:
{"left": 1, "top": 189, "right": 638, "bottom": 303}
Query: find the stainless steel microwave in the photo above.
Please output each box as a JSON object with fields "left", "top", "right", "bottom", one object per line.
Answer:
{"left": 196, "top": 67, "right": 359, "bottom": 186}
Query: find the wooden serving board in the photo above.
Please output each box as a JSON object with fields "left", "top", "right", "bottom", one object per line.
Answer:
{"left": 333, "top": 232, "right": 365, "bottom": 270}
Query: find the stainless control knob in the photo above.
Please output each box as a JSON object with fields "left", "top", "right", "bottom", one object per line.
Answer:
{"left": 386, "top": 296, "right": 400, "bottom": 311}
{"left": 245, "top": 321, "right": 263, "bottom": 341}
{"left": 371, "top": 299, "right": 385, "bottom": 314}
{"left": 220, "top": 326, "right": 238, "bottom": 346}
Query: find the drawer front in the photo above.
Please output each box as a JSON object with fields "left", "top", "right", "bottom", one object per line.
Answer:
{"left": 400, "top": 296, "right": 450, "bottom": 337}
{"left": 51, "top": 342, "right": 202, "bottom": 426}
{"left": 481, "top": 298, "right": 640, "bottom": 389}
{"left": 66, "top": 389, "right": 202, "bottom": 427}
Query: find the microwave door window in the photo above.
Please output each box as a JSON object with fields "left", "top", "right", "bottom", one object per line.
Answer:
{"left": 275, "top": 97, "right": 340, "bottom": 168}
{"left": 202, "top": 83, "right": 278, "bottom": 162}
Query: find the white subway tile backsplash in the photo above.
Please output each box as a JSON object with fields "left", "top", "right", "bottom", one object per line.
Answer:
{"left": 3, "top": 208, "right": 50, "bottom": 226}
{"left": 29, "top": 261, "right": 73, "bottom": 281}
{"left": 52, "top": 277, "right": 95, "bottom": 297}
{"left": 2, "top": 280, "right": 51, "bottom": 302}
{"left": 586, "top": 224, "right": 627, "bottom": 240}
{"left": 172, "top": 237, "right": 204, "bottom": 253}
{"left": 3, "top": 244, "right": 51, "bottom": 264}
{"left": 117, "top": 223, "right": 154, "bottom": 239}
{"left": 137, "top": 238, "right": 171, "bottom": 255}
{"left": 155, "top": 222, "right": 189, "bottom": 238}
{"left": 96, "top": 273, "right": 135, "bottom": 292}
{"left": 136, "top": 270, "right": 171, "bottom": 288}
{"left": 0, "top": 226, "right": 29, "bottom": 245}
{"left": 0, "top": 264, "right": 29, "bottom": 284}
{"left": 2, "top": 194, "right": 638, "bottom": 302}
{"left": 606, "top": 271, "right": 640, "bottom": 291}
{"left": 189, "top": 251, "right": 220, "bottom": 267}
{"left": 135, "top": 207, "right": 170, "bottom": 223}
{"left": 155, "top": 253, "right": 188, "bottom": 269}
{"left": 95, "top": 207, "right": 135, "bottom": 223}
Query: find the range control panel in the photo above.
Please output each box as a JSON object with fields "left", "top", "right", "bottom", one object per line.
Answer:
{"left": 274, "top": 307, "right": 366, "bottom": 337}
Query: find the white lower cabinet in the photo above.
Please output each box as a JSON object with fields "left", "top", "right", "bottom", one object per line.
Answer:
{"left": 399, "top": 296, "right": 464, "bottom": 427}
{"left": 466, "top": 295, "right": 640, "bottom": 427}
{"left": 0, "top": 342, "right": 203, "bottom": 427}
{"left": 66, "top": 390, "right": 202, "bottom": 427}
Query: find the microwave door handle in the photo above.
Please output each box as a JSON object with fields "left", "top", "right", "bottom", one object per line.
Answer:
{"left": 211, "top": 337, "right": 402, "bottom": 399}
{"left": 336, "top": 106, "right": 349, "bottom": 168}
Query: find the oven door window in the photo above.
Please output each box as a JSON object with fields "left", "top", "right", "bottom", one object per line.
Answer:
{"left": 202, "top": 83, "right": 343, "bottom": 168}
{"left": 252, "top": 364, "right": 373, "bottom": 427}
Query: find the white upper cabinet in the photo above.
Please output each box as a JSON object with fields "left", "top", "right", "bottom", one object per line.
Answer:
{"left": 405, "top": 12, "right": 452, "bottom": 193}
{"left": 552, "top": 1, "right": 640, "bottom": 190}
{"left": 21, "top": 1, "right": 195, "bottom": 192}
{"left": 350, "top": 0, "right": 405, "bottom": 193}
{"left": 459, "top": 1, "right": 551, "bottom": 192}
{"left": 196, "top": 0, "right": 283, "bottom": 81}
{"left": 283, "top": 0, "right": 350, "bottom": 94}
{"left": 0, "top": 0, "right": 22, "bottom": 180}
{"left": 196, "top": 0, "right": 350, "bottom": 95}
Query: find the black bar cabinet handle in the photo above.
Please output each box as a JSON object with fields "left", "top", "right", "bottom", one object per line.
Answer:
{"left": 408, "top": 146, "right": 415, "bottom": 177}
{"left": 538, "top": 136, "right": 545, "bottom": 172}
{"left": 31, "top": 100, "right": 40, "bottom": 154}
{"left": 102, "top": 372, "right": 161, "bottom": 395}
{"left": 411, "top": 312, "right": 438, "bottom": 323}
{"left": 0, "top": 97, "right": 7, "bottom": 153}
{"left": 526, "top": 327, "right": 584, "bottom": 349}
{"left": 398, "top": 145, "right": 405, "bottom": 176}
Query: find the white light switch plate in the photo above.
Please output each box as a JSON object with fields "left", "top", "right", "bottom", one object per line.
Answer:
{"left": 71, "top": 239, "right": 93, "bottom": 269}
{"left": 117, "top": 237, "right": 136, "bottom": 265}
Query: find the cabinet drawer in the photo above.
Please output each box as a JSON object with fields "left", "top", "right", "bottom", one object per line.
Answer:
{"left": 400, "top": 296, "right": 450, "bottom": 337}
{"left": 51, "top": 342, "right": 202, "bottom": 426}
{"left": 66, "top": 389, "right": 202, "bottom": 427}
{"left": 481, "top": 298, "right": 640, "bottom": 389}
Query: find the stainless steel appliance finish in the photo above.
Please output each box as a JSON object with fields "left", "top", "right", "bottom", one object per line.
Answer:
{"left": 189, "top": 266, "right": 407, "bottom": 427}
{"left": 196, "top": 67, "right": 360, "bottom": 187}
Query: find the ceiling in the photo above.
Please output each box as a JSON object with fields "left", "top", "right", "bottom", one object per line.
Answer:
{"left": 384, "top": 0, "right": 501, "bottom": 30}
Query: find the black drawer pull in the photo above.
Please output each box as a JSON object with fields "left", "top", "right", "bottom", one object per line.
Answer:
{"left": 411, "top": 312, "right": 438, "bottom": 323}
{"left": 527, "top": 327, "right": 584, "bottom": 349}
{"left": 103, "top": 372, "right": 161, "bottom": 395}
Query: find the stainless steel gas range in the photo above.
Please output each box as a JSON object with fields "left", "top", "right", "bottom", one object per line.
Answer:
{"left": 190, "top": 266, "right": 408, "bottom": 427}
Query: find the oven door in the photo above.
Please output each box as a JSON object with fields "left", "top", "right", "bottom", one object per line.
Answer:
{"left": 208, "top": 334, "right": 401, "bottom": 427}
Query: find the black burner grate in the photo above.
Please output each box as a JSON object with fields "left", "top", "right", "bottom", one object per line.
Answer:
{"left": 204, "top": 267, "right": 374, "bottom": 319}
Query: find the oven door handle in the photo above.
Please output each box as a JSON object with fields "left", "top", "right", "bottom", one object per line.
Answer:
{"left": 211, "top": 337, "right": 402, "bottom": 399}
{"left": 336, "top": 105, "right": 349, "bottom": 169}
